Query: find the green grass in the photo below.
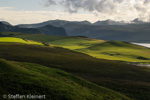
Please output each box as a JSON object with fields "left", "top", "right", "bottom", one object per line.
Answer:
{"left": 1, "top": 32, "right": 150, "bottom": 100}
{"left": 0, "top": 37, "right": 43, "bottom": 45}
{"left": 14, "top": 34, "right": 67, "bottom": 43}
{"left": 78, "top": 41, "right": 150, "bottom": 62}
{"left": 0, "top": 58, "right": 130, "bottom": 100}
{"left": 12, "top": 33, "right": 104, "bottom": 50}
{"left": 6, "top": 32, "right": 150, "bottom": 62}
{"left": 50, "top": 37, "right": 104, "bottom": 50}
{"left": 0, "top": 43, "right": 150, "bottom": 100}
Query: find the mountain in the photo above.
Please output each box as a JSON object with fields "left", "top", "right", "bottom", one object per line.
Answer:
{"left": 131, "top": 18, "right": 144, "bottom": 24}
{"left": 17, "top": 20, "right": 91, "bottom": 28}
{"left": 0, "top": 22, "right": 67, "bottom": 36}
{"left": 0, "top": 22, "right": 13, "bottom": 32}
{"left": 93, "top": 19, "right": 126, "bottom": 25}
{"left": 16, "top": 20, "right": 150, "bottom": 43}
{"left": 71, "top": 20, "right": 91, "bottom": 25}
{"left": 0, "top": 22, "right": 41, "bottom": 34}
{"left": 17, "top": 20, "right": 69, "bottom": 28}
{"left": 0, "top": 21, "right": 12, "bottom": 26}
{"left": 38, "top": 24, "right": 67, "bottom": 36}
{"left": 62, "top": 23, "right": 150, "bottom": 43}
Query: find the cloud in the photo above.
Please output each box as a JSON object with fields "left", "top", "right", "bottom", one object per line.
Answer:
{"left": 46, "top": 0, "right": 150, "bottom": 22}
{"left": 0, "top": 7, "right": 100, "bottom": 25}
{"left": 44, "top": 0, "right": 56, "bottom": 6}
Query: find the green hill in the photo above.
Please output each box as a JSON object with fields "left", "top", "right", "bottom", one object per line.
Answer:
{"left": 78, "top": 41, "right": 150, "bottom": 62}
{"left": 0, "top": 37, "right": 43, "bottom": 45}
{"left": 0, "top": 59, "right": 130, "bottom": 100}
{"left": 8, "top": 32, "right": 150, "bottom": 62}
{"left": 0, "top": 42, "right": 150, "bottom": 100}
{"left": 5, "top": 32, "right": 104, "bottom": 49}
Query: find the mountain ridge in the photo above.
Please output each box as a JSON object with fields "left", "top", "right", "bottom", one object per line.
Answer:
{"left": 15, "top": 19, "right": 150, "bottom": 43}
{"left": 0, "top": 22, "right": 67, "bottom": 36}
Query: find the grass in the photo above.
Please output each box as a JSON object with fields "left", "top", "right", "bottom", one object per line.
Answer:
{"left": 1, "top": 32, "right": 150, "bottom": 100}
{"left": 0, "top": 37, "right": 43, "bottom": 45}
{"left": 0, "top": 58, "right": 130, "bottom": 100}
{"left": 78, "top": 41, "right": 150, "bottom": 62}
{"left": 50, "top": 37, "right": 104, "bottom": 50}
{"left": 0, "top": 42, "right": 150, "bottom": 100}
{"left": 5, "top": 32, "right": 150, "bottom": 62}
{"left": 13, "top": 33, "right": 104, "bottom": 50}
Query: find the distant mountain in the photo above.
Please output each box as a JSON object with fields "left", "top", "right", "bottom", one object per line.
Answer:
{"left": 17, "top": 20, "right": 69, "bottom": 28}
{"left": 0, "top": 22, "right": 41, "bottom": 34}
{"left": 38, "top": 24, "right": 67, "bottom": 36}
{"left": 0, "top": 22, "right": 13, "bottom": 32}
{"left": 0, "top": 22, "right": 67, "bottom": 36}
{"left": 64, "top": 23, "right": 150, "bottom": 43}
{"left": 131, "top": 18, "right": 145, "bottom": 24}
{"left": 0, "top": 21, "right": 12, "bottom": 26}
{"left": 17, "top": 20, "right": 91, "bottom": 28}
{"left": 71, "top": 20, "right": 91, "bottom": 25}
{"left": 93, "top": 19, "right": 126, "bottom": 25}
{"left": 16, "top": 19, "right": 150, "bottom": 43}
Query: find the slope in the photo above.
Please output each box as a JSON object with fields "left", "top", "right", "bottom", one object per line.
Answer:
{"left": 8, "top": 33, "right": 105, "bottom": 50}
{"left": 0, "top": 37, "right": 43, "bottom": 45}
{"left": 4, "top": 32, "right": 150, "bottom": 62}
{"left": 3, "top": 32, "right": 150, "bottom": 62}
{"left": 78, "top": 41, "right": 150, "bottom": 62}
{"left": 0, "top": 59, "right": 130, "bottom": 100}
{"left": 0, "top": 42, "right": 149, "bottom": 100}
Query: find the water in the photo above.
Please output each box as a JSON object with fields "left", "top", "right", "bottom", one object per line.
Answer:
{"left": 131, "top": 42, "right": 150, "bottom": 68}
{"left": 134, "top": 64, "right": 150, "bottom": 68}
{"left": 132, "top": 43, "right": 150, "bottom": 48}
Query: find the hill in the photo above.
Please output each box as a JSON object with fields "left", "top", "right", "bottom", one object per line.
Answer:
{"left": 0, "top": 42, "right": 149, "bottom": 100}
{"left": 0, "top": 37, "right": 43, "bottom": 45}
{"left": 78, "top": 41, "right": 150, "bottom": 62}
{"left": 8, "top": 33, "right": 150, "bottom": 62}
{"left": 0, "top": 59, "right": 130, "bottom": 100}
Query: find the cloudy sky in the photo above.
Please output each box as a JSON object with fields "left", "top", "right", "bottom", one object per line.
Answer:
{"left": 0, "top": 0, "right": 150, "bottom": 25}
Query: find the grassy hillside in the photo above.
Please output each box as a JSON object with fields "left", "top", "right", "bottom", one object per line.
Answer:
{"left": 0, "top": 59, "right": 130, "bottom": 100}
{"left": 0, "top": 37, "right": 43, "bottom": 45}
{"left": 0, "top": 42, "right": 149, "bottom": 100}
{"left": 50, "top": 37, "right": 104, "bottom": 50}
{"left": 78, "top": 41, "right": 150, "bottom": 62}
{"left": 12, "top": 33, "right": 104, "bottom": 50}
{"left": 8, "top": 32, "right": 150, "bottom": 62}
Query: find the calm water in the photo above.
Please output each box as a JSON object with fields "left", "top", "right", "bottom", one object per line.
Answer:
{"left": 132, "top": 43, "right": 150, "bottom": 48}
{"left": 131, "top": 42, "right": 150, "bottom": 68}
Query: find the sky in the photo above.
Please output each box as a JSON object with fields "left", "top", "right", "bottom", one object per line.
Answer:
{"left": 0, "top": 0, "right": 150, "bottom": 25}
